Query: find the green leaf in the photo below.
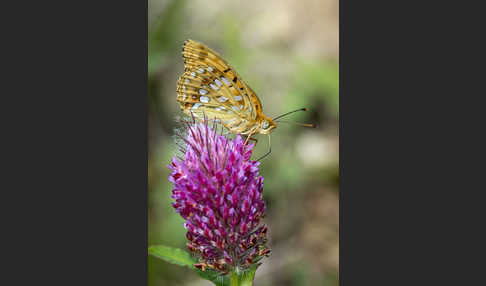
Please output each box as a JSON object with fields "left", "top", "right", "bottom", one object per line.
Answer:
{"left": 148, "top": 245, "right": 196, "bottom": 268}
{"left": 148, "top": 245, "right": 230, "bottom": 285}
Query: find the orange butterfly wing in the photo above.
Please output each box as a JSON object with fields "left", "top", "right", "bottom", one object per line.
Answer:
{"left": 176, "top": 39, "right": 267, "bottom": 135}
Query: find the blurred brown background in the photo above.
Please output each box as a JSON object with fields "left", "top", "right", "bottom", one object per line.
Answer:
{"left": 148, "top": 0, "right": 338, "bottom": 285}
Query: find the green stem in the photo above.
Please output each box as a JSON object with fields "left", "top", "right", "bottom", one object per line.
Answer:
{"left": 239, "top": 269, "right": 256, "bottom": 286}
{"left": 229, "top": 266, "right": 256, "bottom": 286}
{"left": 230, "top": 269, "right": 240, "bottom": 286}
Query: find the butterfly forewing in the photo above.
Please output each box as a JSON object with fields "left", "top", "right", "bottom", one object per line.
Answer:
{"left": 176, "top": 39, "right": 265, "bottom": 135}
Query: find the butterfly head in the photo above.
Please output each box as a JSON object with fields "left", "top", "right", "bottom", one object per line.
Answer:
{"left": 258, "top": 117, "right": 277, "bottom": 134}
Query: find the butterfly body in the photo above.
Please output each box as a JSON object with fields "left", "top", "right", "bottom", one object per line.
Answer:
{"left": 176, "top": 39, "right": 277, "bottom": 137}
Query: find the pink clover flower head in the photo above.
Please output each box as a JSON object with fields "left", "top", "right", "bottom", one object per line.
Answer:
{"left": 168, "top": 122, "right": 270, "bottom": 273}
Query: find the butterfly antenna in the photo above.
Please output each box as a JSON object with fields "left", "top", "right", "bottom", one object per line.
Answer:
{"left": 256, "top": 135, "right": 271, "bottom": 161}
{"left": 273, "top": 108, "right": 307, "bottom": 121}
{"left": 275, "top": 120, "right": 317, "bottom": 128}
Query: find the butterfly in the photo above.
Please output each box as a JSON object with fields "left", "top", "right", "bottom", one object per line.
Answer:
{"left": 176, "top": 39, "right": 312, "bottom": 159}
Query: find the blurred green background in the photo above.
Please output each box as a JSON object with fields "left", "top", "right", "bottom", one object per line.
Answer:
{"left": 148, "top": 0, "right": 338, "bottom": 285}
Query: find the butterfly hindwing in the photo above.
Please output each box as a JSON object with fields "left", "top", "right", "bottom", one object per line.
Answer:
{"left": 183, "top": 40, "right": 264, "bottom": 114}
{"left": 176, "top": 67, "right": 250, "bottom": 132}
{"left": 177, "top": 39, "right": 266, "bottom": 134}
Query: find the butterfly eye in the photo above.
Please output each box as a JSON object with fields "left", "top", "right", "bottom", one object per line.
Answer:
{"left": 261, "top": 121, "right": 270, "bottom": 129}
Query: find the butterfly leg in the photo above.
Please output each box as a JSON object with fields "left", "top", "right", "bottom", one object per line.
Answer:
{"left": 244, "top": 136, "right": 258, "bottom": 146}
{"left": 256, "top": 135, "right": 271, "bottom": 161}
{"left": 243, "top": 129, "right": 257, "bottom": 146}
